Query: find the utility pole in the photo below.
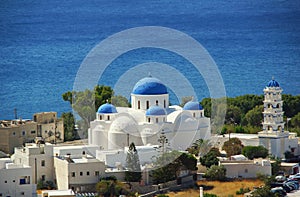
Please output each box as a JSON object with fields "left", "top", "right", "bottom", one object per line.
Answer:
{"left": 158, "top": 130, "right": 168, "bottom": 154}
{"left": 14, "top": 108, "right": 17, "bottom": 119}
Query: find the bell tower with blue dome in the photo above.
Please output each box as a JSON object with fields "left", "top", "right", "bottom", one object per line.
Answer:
{"left": 259, "top": 78, "right": 290, "bottom": 158}
{"left": 131, "top": 76, "right": 169, "bottom": 111}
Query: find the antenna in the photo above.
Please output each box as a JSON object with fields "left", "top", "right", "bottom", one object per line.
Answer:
{"left": 14, "top": 108, "right": 17, "bottom": 119}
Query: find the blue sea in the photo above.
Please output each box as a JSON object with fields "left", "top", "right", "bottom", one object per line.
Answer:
{"left": 0, "top": 0, "right": 300, "bottom": 120}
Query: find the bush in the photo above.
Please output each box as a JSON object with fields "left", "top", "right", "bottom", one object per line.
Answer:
{"left": 205, "top": 165, "right": 226, "bottom": 181}
{"left": 236, "top": 187, "right": 250, "bottom": 195}
{"left": 204, "top": 193, "right": 218, "bottom": 197}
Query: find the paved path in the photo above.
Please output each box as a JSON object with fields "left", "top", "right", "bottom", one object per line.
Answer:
{"left": 287, "top": 190, "right": 300, "bottom": 196}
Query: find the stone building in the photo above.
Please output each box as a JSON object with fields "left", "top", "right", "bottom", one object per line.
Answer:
{"left": 0, "top": 112, "right": 64, "bottom": 154}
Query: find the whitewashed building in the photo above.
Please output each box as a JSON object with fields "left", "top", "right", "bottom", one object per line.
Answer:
{"left": 12, "top": 142, "right": 54, "bottom": 185}
{"left": 89, "top": 76, "right": 211, "bottom": 152}
{"left": 0, "top": 158, "right": 36, "bottom": 197}
{"left": 53, "top": 154, "right": 106, "bottom": 192}
{"left": 221, "top": 158, "right": 272, "bottom": 178}
{"left": 258, "top": 78, "right": 299, "bottom": 158}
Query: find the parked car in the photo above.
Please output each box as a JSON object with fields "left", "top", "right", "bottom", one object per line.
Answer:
{"left": 276, "top": 175, "right": 286, "bottom": 182}
{"left": 270, "top": 187, "right": 287, "bottom": 196}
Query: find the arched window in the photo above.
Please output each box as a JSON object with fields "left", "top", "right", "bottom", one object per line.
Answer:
{"left": 193, "top": 113, "right": 195, "bottom": 118}
{"left": 146, "top": 101, "right": 149, "bottom": 109}
{"left": 156, "top": 118, "right": 158, "bottom": 123}
{"left": 107, "top": 115, "right": 110, "bottom": 121}
{"left": 138, "top": 100, "right": 140, "bottom": 109}
{"left": 268, "top": 104, "right": 272, "bottom": 108}
{"left": 267, "top": 125, "right": 272, "bottom": 131}
{"left": 99, "top": 115, "right": 102, "bottom": 120}
{"left": 156, "top": 100, "right": 158, "bottom": 106}
{"left": 148, "top": 118, "right": 150, "bottom": 123}
{"left": 200, "top": 112, "right": 203, "bottom": 117}
{"left": 164, "top": 100, "right": 166, "bottom": 108}
{"left": 276, "top": 103, "right": 280, "bottom": 108}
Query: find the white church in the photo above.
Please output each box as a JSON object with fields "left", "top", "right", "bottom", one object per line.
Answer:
{"left": 88, "top": 76, "right": 211, "bottom": 152}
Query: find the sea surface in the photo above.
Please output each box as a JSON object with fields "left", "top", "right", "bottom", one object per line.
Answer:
{"left": 0, "top": 0, "right": 300, "bottom": 120}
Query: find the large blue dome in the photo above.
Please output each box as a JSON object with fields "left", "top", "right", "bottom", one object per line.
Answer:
{"left": 146, "top": 106, "right": 166, "bottom": 116}
{"left": 97, "top": 103, "right": 117, "bottom": 114}
{"left": 132, "top": 77, "right": 167, "bottom": 95}
{"left": 183, "top": 101, "right": 203, "bottom": 110}
{"left": 267, "top": 79, "right": 280, "bottom": 87}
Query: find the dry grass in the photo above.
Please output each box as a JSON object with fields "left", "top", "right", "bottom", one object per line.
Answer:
{"left": 165, "top": 179, "right": 264, "bottom": 197}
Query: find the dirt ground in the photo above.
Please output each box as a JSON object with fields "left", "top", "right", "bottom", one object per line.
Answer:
{"left": 165, "top": 179, "right": 264, "bottom": 197}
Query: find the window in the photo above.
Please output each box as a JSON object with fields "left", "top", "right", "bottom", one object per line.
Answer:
{"left": 148, "top": 118, "right": 150, "bottom": 123}
{"left": 107, "top": 115, "right": 110, "bottom": 121}
{"left": 156, "top": 118, "right": 158, "bottom": 123}
{"left": 13, "top": 180, "right": 15, "bottom": 183}
{"left": 146, "top": 101, "right": 149, "bottom": 109}
{"left": 87, "top": 171, "right": 90, "bottom": 176}
{"left": 41, "top": 160, "right": 45, "bottom": 167}
{"left": 4, "top": 180, "right": 7, "bottom": 183}
{"left": 193, "top": 113, "right": 195, "bottom": 118}
{"left": 95, "top": 171, "right": 99, "bottom": 176}
{"left": 82, "top": 151, "right": 86, "bottom": 155}
{"left": 99, "top": 115, "right": 102, "bottom": 120}
{"left": 138, "top": 100, "right": 140, "bottom": 109}
{"left": 12, "top": 132, "right": 16, "bottom": 136}
{"left": 80, "top": 172, "right": 83, "bottom": 176}
{"left": 22, "top": 131, "right": 26, "bottom": 136}
{"left": 71, "top": 172, "right": 75, "bottom": 177}
{"left": 156, "top": 100, "right": 158, "bottom": 105}
{"left": 164, "top": 100, "right": 166, "bottom": 108}
{"left": 20, "top": 192, "right": 25, "bottom": 195}
{"left": 45, "top": 130, "right": 47, "bottom": 134}
{"left": 245, "top": 169, "right": 248, "bottom": 173}
{"left": 31, "top": 130, "right": 36, "bottom": 134}
{"left": 41, "top": 175, "right": 45, "bottom": 181}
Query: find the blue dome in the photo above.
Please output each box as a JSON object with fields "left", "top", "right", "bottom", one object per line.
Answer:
{"left": 146, "top": 106, "right": 166, "bottom": 116}
{"left": 183, "top": 101, "right": 203, "bottom": 110}
{"left": 97, "top": 103, "right": 117, "bottom": 114}
{"left": 267, "top": 79, "right": 280, "bottom": 87}
{"left": 132, "top": 77, "right": 167, "bottom": 95}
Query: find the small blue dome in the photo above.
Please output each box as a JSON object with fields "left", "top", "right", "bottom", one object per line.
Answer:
{"left": 132, "top": 77, "right": 167, "bottom": 95}
{"left": 267, "top": 79, "right": 280, "bottom": 87}
{"left": 183, "top": 101, "right": 203, "bottom": 110}
{"left": 146, "top": 106, "right": 166, "bottom": 116}
{"left": 97, "top": 103, "right": 117, "bottom": 114}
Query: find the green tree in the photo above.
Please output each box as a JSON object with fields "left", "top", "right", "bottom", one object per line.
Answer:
{"left": 125, "top": 143, "right": 142, "bottom": 182}
{"left": 271, "top": 158, "right": 281, "bottom": 175}
{"left": 62, "top": 85, "right": 113, "bottom": 127}
{"left": 180, "top": 96, "right": 194, "bottom": 107}
{"left": 282, "top": 94, "right": 300, "bottom": 118}
{"left": 251, "top": 186, "right": 275, "bottom": 197}
{"left": 284, "top": 151, "right": 294, "bottom": 159}
{"left": 225, "top": 105, "right": 242, "bottom": 125}
{"left": 151, "top": 151, "right": 197, "bottom": 184}
{"left": 111, "top": 95, "right": 130, "bottom": 107}
{"left": 62, "top": 85, "right": 129, "bottom": 131}
{"left": 290, "top": 111, "right": 300, "bottom": 128}
{"left": 61, "top": 112, "right": 77, "bottom": 141}
{"left": 187, "top": 139, "right": 212, "bottom": 156}
{"left": 244, "top": 105, "right": 263, "bottom": 127}
{"left": 205, "top": 165, "right": 226, "bottom": 181}
{"left": 242, "top": 146, "right": 268, "bottom": 160}
{"left": 200, "top": 148, "right": 221, "bottom": 168}
{"left": 95, "top": 179, "right": 130, "bottom": 197}
{"left": 222, "top": 138, "right": 243, "bottom": 157}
